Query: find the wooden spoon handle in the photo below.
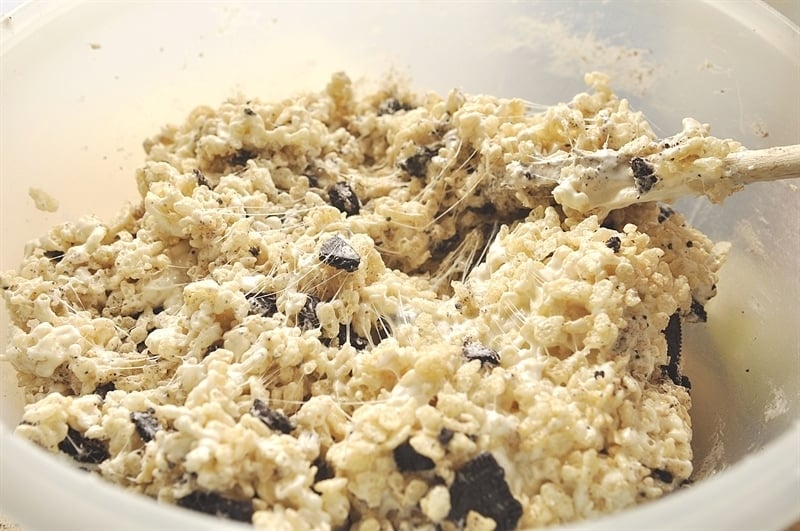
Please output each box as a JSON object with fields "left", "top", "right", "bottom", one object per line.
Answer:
{"left": 726, "top": 144, "right": 800, "bottom": 186}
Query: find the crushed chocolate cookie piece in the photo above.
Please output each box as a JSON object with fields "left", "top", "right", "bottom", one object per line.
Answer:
{"left": 680, "top": 375, "right": 692, "bottom": 389}
{"left": 251, "top": 398, "right": 294, "bottom": 434}
{"left": 243, "top": 107, "right": 256, "bottom": 116}
{"left": 298, "top": 294, "right": 320, "bottom": 330}
{"left": 605, "top": 236, "right": 621, "bottom": 253}
{"left": 230, "top": 149, "right": 257, "bottom": 167}
{"left": 662, "top": 312, "right": 683, "bottom": 386}
{"left": 650, "top": 468, "right": 674, "bottom": 484}
{"left": 203, "top": 340, "right": 224, "bottom": 358}
{"left": 193, "top": 168, "right": 209, "bottom": 188}
{"left": 351, "top": 334, "right": 369, "bottom": 350}
{"left": 438, "top": 427, "right": 455, "bottom": 446}
{"left": 657, "top": 204, "right": 674, "bottom": 223}
{"left": 448, "top": 452, "right": 523, "bottom": 531}
{"left": 432, "top": 234, "right": 462, "bottom": 262}
{"left": 594, "top": 370, "right": 605, "bottom": 379}
{"left": 328, "top": 182, "right": 361, "bottom": 216}
{"left": 58, "top": 427, "right": 109, "bottom": 464}
{"left": 94, "top": 381, "right": 116, "bottom": 398}
{"left": 247, "top": 292, "right": 277, "bottom": 317}
{"left": 600, "top": 217, "right": 619, "bottom": 231}
{"left": 337, "top": 324, "right": 369, "bottom": 350}
{"left": 400, "top": 146, "right": 438, "bottom": 178}
{"left": 370, "top": 316, "right": 393, "bottom": 345}
{"left": 631, "top": 157, "right": 658, "bottom": 194}
{"left": 688, "top": 298, "right": 708, "bottom": 323}
{"left": 378, "top": 97, "right": 414, "bottom": 115}
{"left": 177, "top": 491, "right": 254, "bottom": 522}
{"left": 462, "top": 339, "right": 500, "bottom": 366}
{"left": 43, "top": 250, "right": 65, "bottom": 262}
{"left": 319, "top": 235, "right": 360, "bottom": 272}
{"left": 393, "top": 439, "right": 435, "bottom": 472}
{"left": 130, "top": 409, "right": 161, "bottom": 442}
{"left": 312, "top": 455, "right": 334, "bottom": 484}
{"left": 249, "top": 246, "right": 260, "bottom": 257}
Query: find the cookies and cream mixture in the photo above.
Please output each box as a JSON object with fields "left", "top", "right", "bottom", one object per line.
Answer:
{"left": 1, "top": 72, "right": 734, "bottom": 530}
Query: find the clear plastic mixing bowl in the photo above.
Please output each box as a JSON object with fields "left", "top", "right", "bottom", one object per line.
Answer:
{"left": 1, "top": 2, "right": 798, "bottom": 530}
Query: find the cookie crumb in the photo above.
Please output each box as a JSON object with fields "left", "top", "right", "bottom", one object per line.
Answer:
{"left": 251, "top": 398, "right": 294, "bottom": 434}
{"left": 319, "top": 235, "right": 361, "bottom": 272}
{"left": 462, "top": 339, "right": 500, "bottom": 366}
{"left": 631, "top": 157, "right": 658, "bottom": 194}
{"left": 28, "top": 187, "right": 59, "bottom": 212}
{"left": 57, "top": 427, "right": 109, "bottom": 464}
{"left": 328, "top": 182, "right": 361, "bottom": 216}
{"left": 448, "top": 453, "right": 522, "bottom": 531}
{"left": 176, "top": 491, "right": 253, "bottom": 522}
{"left": 393, "top": 439, "right": 435, "bottom": 472}
{"left": 130, "top": 409, "right": 161, "bottom": 442}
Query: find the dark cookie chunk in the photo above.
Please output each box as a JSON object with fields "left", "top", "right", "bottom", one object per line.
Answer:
{"left": 393, "top": 440, "right": 435, "bottom": 472}
{"left": 689, "top": 298, "right": 708, "bottom": 323}
{"left": 400, "top": 146, "right": 438, "bottom": 178}
{"left": 251, "top": 398, "right": 294, "bottom": 434}
{"left": 605, "top": 236, "right": 621, "bottom": 253}
{"left": 650, "top": 468, "right": 674, "bottom": 484}
{"left": 371, "top": 316, "right": 393, "bottom": 345}
{"left": 378, "top": 97, "right": 414, "bottom": 115}
{"left": 462, "top": 340, "right": 500, "bottom": 366}
{"left": 58, "top": 427, "right": 109, "bottom": 464}
{"left": 657, "top": 204, "right": 675, "bottom": 223}
{"left": 661, "top": 312, "right": 685, "bottom": 387}
{"left": 319, "top": 236, "right": 360, "bottom": 272}
{"left": 337, "top": 324, "right": 369, "bottom": 350}
{"left": 447, "top": 453, "right": 523, "bottom": 531}
{"left": 177, "top": 491, "right": 254, "bottom": 522}
{"left": 438, "top": 427, "right": 455, "bottom": 446}
{"left": 246, "top": 292, "right": 277, "bottom": 317}
{"left": 193, "top": 168, "right": 209, "bottom": 188}
{"left": 94, "top": 381, "right": 116, "bottom": 398}
{"left": 203, "top": 340, "right": 224, "bottom": 358}
{"left": 230, "top": 148, "right": 257, "bottom": 167}
{"left": 313, "top": 455, "right": 335, "bottom": 484}
{"left": 631, "top": 157, "right": 659, "bottom": 194}
{"left": 328, "top": 182, "right": 361, "bottom": 216}
{"left": 43, "top": 250, "right": 65, "bottom": 262}
{"left": 298, "top": 294, "right": 320, "bottom": 330}
{"left": 130, "top": 409, "right": 161, "bottom": 442}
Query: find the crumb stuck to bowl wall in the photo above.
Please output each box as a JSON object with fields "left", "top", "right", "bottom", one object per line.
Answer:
{"left": 27, "top": 187, "right": 59, "bottom": 213}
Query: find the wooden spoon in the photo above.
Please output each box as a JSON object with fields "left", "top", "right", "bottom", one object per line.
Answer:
{"left": 549, "top": 144, "right": 800, "bottom": 215}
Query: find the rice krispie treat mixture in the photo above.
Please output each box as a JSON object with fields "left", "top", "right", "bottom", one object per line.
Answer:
{"left": 1, "top": 72, "right": 733, "bottom": 530}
